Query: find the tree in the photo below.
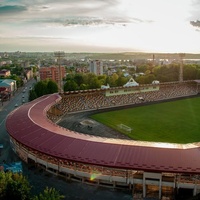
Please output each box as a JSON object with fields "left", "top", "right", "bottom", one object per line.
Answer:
{"left": 87, "top": 76, "right": 101, "bottom": 89}
{"left": 97, "top": 75, "right": 107, "bottom": 86}
{"left": 128, "top": 67, "right": 136, "bottom": 76}
{"left": 116, "top": 76, "right": 129, "bottom": 87}
{"left": 136, "top": 75, "right": 146, "bottom": 84}
{"left": 74, "top": 74, "right": 84, "bottom": 86}
{"left": 32, "top": 66, "right": 37, "bottom": 74}
{"left": 8, "top": 75, "right": 24, "bottom": 88}
{"left": 32, "top": 187, "right": 65, "bottom": 200}
{"left": 0, "top": 171, "right": 65, "bottom": 200}
{"left": 183, "top": 64, "right": 198, "bottom": 80}
{"left": 153, "top": 65, "right": 179, "bottom": 83}
{"left": 11, "top": 65, "right": 24, "bottom": 76}
{"left": 34, "top": 81, "right": 48, "bottom": 97}
{"left": 137, "top": 64, "right": 148, "bottom": 73}
{"left": 108, "top": 73, "right": 118, "bottom": 87}
{"left": 28, "top": 79, "right": 59, "bottom": 101}
{"left": 47, "top": 80, "right": 58, "bottom": 94}
{"left": 63, "top": 80, "right": 78, "bottom": 91}
{"left": 79, "top": 83, "right": 88, "bottom": 90}
{"left": 29, "top": 89, "right": 38, "bottom": 101}
{"left": 83, "top": 73, "right": 96, "bottom": 86}
{"left": 0, "top": 172, "right": 31, "bottom": 200}
{"left": 144, "top": 74, "right": 156, "bottom": 84}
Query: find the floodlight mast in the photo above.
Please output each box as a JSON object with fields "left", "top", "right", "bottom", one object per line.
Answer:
{"left": 54, "top": 51, "right": 65, "bottom": 93}
{"left": 179, "top": 53, "right": 185, "bottom": 82}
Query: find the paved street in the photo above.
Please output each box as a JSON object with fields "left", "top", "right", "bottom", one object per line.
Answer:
{"left": 0, "top": 80, "right": 35, "bottom": 164}
{"left": 0, "top": 80, "right": 133, "bottom": 200}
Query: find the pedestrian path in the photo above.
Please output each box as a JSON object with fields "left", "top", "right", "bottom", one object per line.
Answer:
{"left": 0, "top": 100, "right": 9, "bottom": 111}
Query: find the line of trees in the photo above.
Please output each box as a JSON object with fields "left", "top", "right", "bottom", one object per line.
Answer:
{"left": 134, "top": 63, "right": 200, "bottom": 84}
{"left": 29, "top": 79, "right": 58, "bottom": 101}
{"left": 28, "top": 63, "right": 200, "bottom": 101}
{"left": 63, "top": 63, "right": 200, "bottom": 91}
{"left": 0, "top": 171, "right": 64, "bottom": 200}
{"left": 63, "top": 72, "right": 130, "bottom": 91}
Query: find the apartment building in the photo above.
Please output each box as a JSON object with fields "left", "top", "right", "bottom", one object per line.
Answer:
{"left": 39, "top": 66, "right": 66, "bottom": 84}
{"left": 89, "top": 60, "right": 103, "bottom": 75}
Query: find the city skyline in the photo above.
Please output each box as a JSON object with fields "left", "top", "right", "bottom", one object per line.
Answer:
{"left": 0, "top": 0, "right": 200, "bottom": 53}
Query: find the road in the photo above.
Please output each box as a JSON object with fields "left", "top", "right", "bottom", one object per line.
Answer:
{"left": 0, "top": 80, "right": 133, "bottom": 200}
{"left": 0, "top": 79, "right": 36, "bottom": 163}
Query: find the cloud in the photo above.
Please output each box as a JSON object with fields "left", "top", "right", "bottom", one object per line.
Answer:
{"left": 1, "top": 0, "right": 119, "bottom": 12}
{"left": 0, "top": 1, "right": 123, "bottom": 22}
{"left": 188, "top": 0, "right": 200, "bottom": 21}
{"left": 4, "top": 0, "right": 199, "bottom": 53}
{"left": 0, "top": 0, "right": 149, "bottom": 28}
{"left": 0, "top": 5, "right": 27, "bottom": 14}
{"left": 60, "top": 17, "right": 136, "bottom": 27}
{"left": 59, "top": 17, "right": 151, "bottom": 27}
{"left": 190, "top": 20, "right": 200, "bottom": 28}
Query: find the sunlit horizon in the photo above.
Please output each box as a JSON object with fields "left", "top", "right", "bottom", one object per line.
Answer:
{"left": 0, "top": 0, "right": 200, "bottom": 53}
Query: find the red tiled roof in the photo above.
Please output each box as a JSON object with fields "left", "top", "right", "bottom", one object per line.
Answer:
{"left": 6, "top": 94, "right": 200, "bottom": 174}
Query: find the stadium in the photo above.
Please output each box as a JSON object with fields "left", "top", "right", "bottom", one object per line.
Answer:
{"left": 5, "top": 80, "right": 200, "bottom": 200}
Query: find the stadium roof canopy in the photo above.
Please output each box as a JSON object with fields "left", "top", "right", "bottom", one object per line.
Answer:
{"left": 6, "top": 94, "right": 200, "bottom": 174}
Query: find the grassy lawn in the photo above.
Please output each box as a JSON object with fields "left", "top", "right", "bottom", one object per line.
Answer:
{"left": 90, "top": 97, "right": 200, "bottom": 144}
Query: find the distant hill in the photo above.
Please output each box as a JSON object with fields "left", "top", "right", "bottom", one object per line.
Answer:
{"left": 67, "top": 52, "right": 200, "bottom": 60}
{"left": 2, "top": 51, "right": 200, "bottom": 61}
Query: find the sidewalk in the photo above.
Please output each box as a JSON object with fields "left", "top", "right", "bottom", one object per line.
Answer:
{"left": 0, "top": 99, "right": 10, "bottom": 111}
{"left": 0, "top": 87, "right": 24, "bottom": 112}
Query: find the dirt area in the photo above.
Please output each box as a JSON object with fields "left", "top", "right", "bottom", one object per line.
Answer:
{"left": 57, "top": 110, "right": 131, "bottom": 140}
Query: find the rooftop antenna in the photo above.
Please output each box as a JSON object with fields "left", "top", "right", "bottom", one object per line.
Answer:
{"left": 54, "top": 51, "right": 65, "bottom": 93}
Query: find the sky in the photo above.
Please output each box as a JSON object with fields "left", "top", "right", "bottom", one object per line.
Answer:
{"left": 0, "top": 0, "right": 200, "bottom": 53}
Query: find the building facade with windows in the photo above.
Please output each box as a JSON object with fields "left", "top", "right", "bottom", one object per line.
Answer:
{"left": 39, "top": 66, "right": 66, "bottom": 84}
{"left": 89, "top": 60, "right": 103, "bottom": 75}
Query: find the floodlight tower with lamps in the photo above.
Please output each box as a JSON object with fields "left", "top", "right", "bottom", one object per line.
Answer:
{"left": 54, "top": 51, "right": 65, "bottom": 93}
{"left": 179, "top": 53, "right": 185, "bottom": 82}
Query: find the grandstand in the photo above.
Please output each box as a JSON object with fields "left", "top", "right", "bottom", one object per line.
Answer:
{"left": 5, "top": 80, "right": 200, "bottom": 199}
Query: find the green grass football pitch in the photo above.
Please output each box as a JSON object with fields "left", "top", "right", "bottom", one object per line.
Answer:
{"left": 90, "top": 97, "right": 200, "bottom": 144}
